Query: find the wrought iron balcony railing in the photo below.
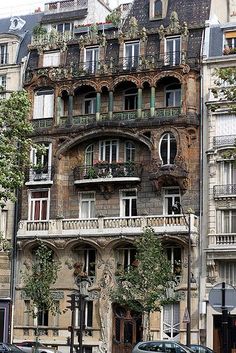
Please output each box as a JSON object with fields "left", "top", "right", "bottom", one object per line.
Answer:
{"left": 213, "top": 135, "right": 236, "bottom": 147}
{"left": 213, "top": 184, "right": 236, "bottom": 197}
{"left": 74, "top": 162, "right": 142, "bottom": 182}
{"left": 25, "top": 166, "right": 54, "bottom": 184}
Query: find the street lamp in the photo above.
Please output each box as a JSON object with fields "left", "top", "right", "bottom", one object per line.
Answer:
{"left": 172, "top": 201, "right": 191, "bottom": 346}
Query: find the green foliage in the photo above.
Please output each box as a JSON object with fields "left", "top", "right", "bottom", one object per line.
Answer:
{"left": 212, "top": 67, "right": 236, "bottom": 111}
{"left": 0, "top": 231, "right": 11, "bottom": 252}
{"left": 21, "top": 242, "right": 61, "bottom": 317}
{"left": 32, "top": 25, "right": 47, "bottom": 37}
{"left": 110, "top": 227, "right": 174, "bottom": 313}
{"left": 0, "top": 91, "right": 33, "bottom": 205}
{"left": 105, "top": 9, "right": 122, "bottom": 27}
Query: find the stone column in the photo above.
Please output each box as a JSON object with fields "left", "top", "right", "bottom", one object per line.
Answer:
{"left": 108, "top": 91, "right": 113, "bottom": 119}
{"left": 56, "top": 96, "right": 63, "bottom": 126}
{"left": 137, "top": 87, "right": 142, "bottom": 118}
{"left": 66, "top": 94, "right": 73, "bottom": 126}
{"left": 96, "top": 92, "right": 101, "bottom": 121}
{"left": 150, "top": 86, "right": 156, "bottom": 117}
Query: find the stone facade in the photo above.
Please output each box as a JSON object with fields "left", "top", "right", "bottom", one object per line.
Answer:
{"left": 13, "top": 0, "right": 211, "bottom": 352}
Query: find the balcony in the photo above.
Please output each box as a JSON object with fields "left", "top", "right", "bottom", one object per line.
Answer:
{"left": 209, "top": 233, "right": 236, "bottom": 248}
{"left": 44, "top": 0, "right": 88, "bottom": 14}
{"left": 25, "top": 167, "right": 54, "bottom": 185}
{"left": 17, "top": 214, "right": 199, "bottom": 238}
{"left": 213, "top": 184, "right": 236, "bottom": 198}
{"left": 73, "top": 162, "right": 142, "bottom": 185}
{"left": 213, "top": 135, "right": 236, "bottom": 148}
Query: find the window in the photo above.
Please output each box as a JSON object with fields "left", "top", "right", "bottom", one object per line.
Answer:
{"left": 165, "top": 37, "right": 180, "bottom": 66}
{"left": 29, "top": 190, "right": 49, "bottom": 221}
{"left": 215, "top": 114, "right": 236, "bottom": 137}
{"left": 219, "top": 161, "right": 236, "bottom": 185}
{"left": 0, "top": 210, "right": 7, "bottom": 238}
{"left": 219, "top": 261, "right": 236, "bottom": 286}
{"left": 224, "top": 31, "right": 236, "bottom": 50}
{"left": 0, "top": 75, "right": 6, "bottom": 90}
{"left": 38, "top": 309, "right": 48, "bottom": 326}
{"left": 166, "top": 246, "right": 182, "bottom": 281}
{"left": 77, "top": 301, "right": 93, "bottom": 328}
{"left": 33, "top": 89, "right": 54, "bottom": 119}
{"left": 124, "top": 41, "right": 140, "bottom": 69}
{"left": 24, "top": 301, "right": 30, "bottom": 326}
{"left": 76, "top": 247, "right": 96, "bottom": 277}
{"left": 160, "top": 133, "right": 177, "bottom": 165}
{"left": 165, "top": 84, "right": 181, "bottom": 107}
{"left": 120, "top": 190, "right": 137, "bottom": 217}
{"left": 99, "top": 140, "right": 118, "bottom": 163}
{"left": 163, "top": 303, "right": 180, "bottom": 339}
{"left": 85, "top": 47, "right": 99, "bottom": 73}
{"left": 43, "top": 52, "right": 60, "bottom": 67}
{"left": 125, "top": 141, "right": 135, "bottom": 162}
{"left": 217, "top": 209, "right": 236, "bottom": 233}
{"left": 154, "top": 0, "right": 162, "bottom": 17}
{"left": 116, "top": 247, "right": 136, "bottom": 272}
{"left": 80, "top": 192, "right": 95, "bottom": 219}
{"left": 52, "top": 22, "right": 73, "bottom": 33}
{"left": 0, "top": 44, "right": 7, "bottom": 65}
{"left": 124, "top": 88, "right": 138, "bottom": 110}
{"left": 84, "top": 93, "right": 96, "bottom": 114}
{"left": 163, "top": 188, "right": 180, "bottom": 215}
{"left": 85, "top": 144, "right": 94, "bottom": 166}
{"left": 31, "top": 143, "right": 51, "bottom": 172}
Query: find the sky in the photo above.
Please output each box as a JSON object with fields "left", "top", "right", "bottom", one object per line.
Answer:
{"left": 0, "top": 0, "right": 45, "bottom": 18}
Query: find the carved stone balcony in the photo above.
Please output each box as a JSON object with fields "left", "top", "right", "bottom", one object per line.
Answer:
{"left": 209, "top": 233, "right": 236, "bottom": 248}
{"left": 213, "top": 184, "right": 236, "bottom": 198}
{"left": 213, "top": 135, "right": 236, "bottom": 148}
{"left": 17, "top": 214, "right": 199, "bottom": 238}
{"left": 73, "top": 162, "right": 142, "bottom": 186}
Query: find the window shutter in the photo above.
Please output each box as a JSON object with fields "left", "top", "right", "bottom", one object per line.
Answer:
{"left": 215, "top": 115, "right": 236, "bottom": 135}
{"left": 33, "top": 95, "right": 43, "bottom": 119}
{"left": 44, "top": 93, "right": 54, "bottom": 118}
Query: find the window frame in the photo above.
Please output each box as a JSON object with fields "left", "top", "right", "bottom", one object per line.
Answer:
{"left": 0, "top": 44, "right": 8, "bottom": 65}
{"left": 99, "top": 140, "right": 119, "bottom": 163}
{"left": 219, "top": 161, "right": 236, "bottom": 185}
{"left": 33, "top": 89, "right": 54, "bottom": 119}
{"left": 165, "top": 36, "right": 181, "bottom": 66}
{"left": 217, "top": 209, "right": 236, "bottom": 234}
{"left": 162, "top": 302, "right": 180, "bottom": 340}
{"left": 125, "top": 141, "right": 135, "bottom": 162}
{"left": 79, "top": 192, "right": 96, "bottom": 219}
{"left": 163, "top": 187, "right": 181, "bottom": 215}
{"left": 28, "top": 189, "right": 50, "bottom": 221}
{"left": 159, "top": 132, "right": 177, "bottom": 165}
{"left": 84, "top": 92, "right": 96, "bottom": 114}
{"left": 43, "top": 51, "right": 60, "bottom": 67}
{"left": 84, "top": 46, "right": 99, "bottom": 73}
{"left": 124, "top": 88, "right": 138, "bottom": 110}
{"left": 165, "top": 83, "right": 181, "bottom": 107}
{"left": 120, "top": 189, "right": 137, "bottom": 217}
{"left": 124, "top": 41, "right": 140, "bottom": 69}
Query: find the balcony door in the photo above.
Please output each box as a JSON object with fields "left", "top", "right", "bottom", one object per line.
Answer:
{"left": 85, "top": 47, "right": 99, "bottom": 73}
{"left": 124, "top": 42, "right": 139, "bottom": 69}
{"left": 112, "top": 305, "right": 142, "bottom": 353}
{"left": 165, "top": 37, "right": 180, "bottom": 66}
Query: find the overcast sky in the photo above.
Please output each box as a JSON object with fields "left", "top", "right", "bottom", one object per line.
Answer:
{"left": 0, "top": 0, "right": 45, "bottom": 18}
{"left": 0, "top": 0, "right": 120, "bottom": 18}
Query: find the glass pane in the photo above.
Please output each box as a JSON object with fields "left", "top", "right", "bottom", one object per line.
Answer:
{"left": 125, "top": 199, "right": 130, "bottom": 217}
{"left": 160, "top": 137, "right": 168, "bottom": 164}
{"left": 124, "top": 321, "right": 133, "bottom": 343}
{"left": 232, "top": 210, "right": 236, "bottom": 233}
{"left": 81, "top": 201, "right": 89, "bottom": 218}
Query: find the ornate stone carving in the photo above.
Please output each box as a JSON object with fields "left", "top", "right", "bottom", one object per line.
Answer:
{"left": 157, "top": 11, "right": 188, "bottom": 38}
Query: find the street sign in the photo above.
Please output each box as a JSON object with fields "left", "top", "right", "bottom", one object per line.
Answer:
{"left": 209, "top": 282, "right": 236, "bottom": 313}
{"left": 182, "top": 307, "right": 190, "bottom": 323}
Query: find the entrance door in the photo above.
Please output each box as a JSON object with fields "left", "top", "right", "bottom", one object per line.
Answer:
{"left": 0, "top": 302, "right": 10, "bottom": 342}
{"left": 112, "top": 305, "right": 142, "bottom": 353}
{"left": 213, "top": 314, "right": 236, "bottom": 353}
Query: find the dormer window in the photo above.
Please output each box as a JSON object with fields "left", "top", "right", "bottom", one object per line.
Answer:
{"left": 154, "top": 0, "right": 162, "bottom": 17}
{"left": 124, "top": 41, "right": 140, "bottom": 69}
{"left": 165, "top": 37, "right": 180, "bottom": 66}
{"left": 224, "top": 32, "right": 236, "bottom": 54}
{"left": 149, "top": 0, "right": 168, "bottom": 20}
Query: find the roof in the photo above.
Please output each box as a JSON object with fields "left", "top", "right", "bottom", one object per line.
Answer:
{"left": 0, "top": 12, "right": 43, "bottom": 64}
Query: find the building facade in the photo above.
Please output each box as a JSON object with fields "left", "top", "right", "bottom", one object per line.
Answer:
{"left": 201, "top": 1, "right": 236, "bottom": 353}
{"left": 13, "top": 0, "right": 211, "bottom": 352}
{"left": 0, "top": 12, "right": 43, "bottom": 342}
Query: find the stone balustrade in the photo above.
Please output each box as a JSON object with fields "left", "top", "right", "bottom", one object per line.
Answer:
{"left": 17, "top": 214, "right": 198, "bottom": 238}
{"left": 209, "top": 233, "right": 236, "bottom": 247}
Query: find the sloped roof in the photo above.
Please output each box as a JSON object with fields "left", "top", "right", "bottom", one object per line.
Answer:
{"left": 0, "top": 12, "right": 43, "bottom": 64}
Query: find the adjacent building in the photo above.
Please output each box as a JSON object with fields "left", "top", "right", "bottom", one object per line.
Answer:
{"left": 201, "top": 1, "right": 236, "bottom": 352}
{"left": 0, "top": 11, "right": 43, "bottom": 342}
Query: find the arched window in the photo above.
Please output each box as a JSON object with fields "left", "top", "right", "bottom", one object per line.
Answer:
{"left": 85, "top": 144, "right": 94, "bottom": 166}
{"left": 125, "top": 141, "right": 135, "bottom": 162}
{"left": 165, "top": 83, "right": 181, "bottom": 107}
{"left": 160, "top": 132, "right": 177, "bottom": 165}
{"left": 154, "top": 0, "right": 162, "bottom": 17}
{"left": 124, "top": 88, "right": 138, "bottom": 110}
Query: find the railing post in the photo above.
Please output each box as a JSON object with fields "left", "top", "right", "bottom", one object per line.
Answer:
{"left": 98, "top": 216, "right": 104, "bottom": 230}
{"left": 108, "top": 91, "right": 113, "bottom": 119}
{"left": 137, "top": 88, "right": 142, "bottom": 119}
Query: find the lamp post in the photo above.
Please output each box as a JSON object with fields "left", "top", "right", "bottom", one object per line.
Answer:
{"left": 172, "top": 202, "right": 191, "bottom": 346}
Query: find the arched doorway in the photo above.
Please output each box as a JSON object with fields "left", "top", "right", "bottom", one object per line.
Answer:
{"left": 112, "top": 304, "right": 142, "bottom": 353}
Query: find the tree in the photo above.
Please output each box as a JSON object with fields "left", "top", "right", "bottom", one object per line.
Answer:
{"left": 0, "top": 91, "right": 33, "bottom": 206}
{"left": 110, "top": 227, "right": 175, "bottom": 340}
{"left": 21, "top": 243, "right": 61, "bottom": 345}
{"left": 211, "top": 67, "right": 236, "bottom": 110}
